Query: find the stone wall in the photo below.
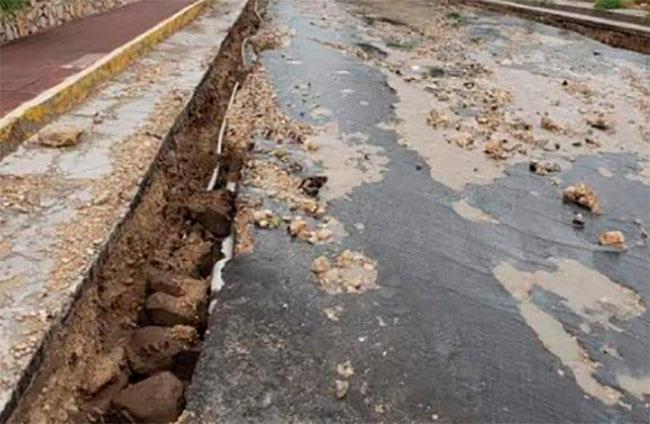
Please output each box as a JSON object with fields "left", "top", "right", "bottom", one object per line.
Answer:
{"left": 1, "top": 0, "right": 140, "bottom": 44}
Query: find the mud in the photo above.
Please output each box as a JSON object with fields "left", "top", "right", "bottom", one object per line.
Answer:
{"left": 6, "top": 1, "right": 264, "bottom": 422}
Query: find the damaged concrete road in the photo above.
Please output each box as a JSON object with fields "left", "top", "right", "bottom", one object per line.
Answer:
{"left": 186, "top": 0, "right": 650, "bottom": 422}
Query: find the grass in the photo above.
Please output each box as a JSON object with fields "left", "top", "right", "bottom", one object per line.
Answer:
{"left": 446, "top": 11, "right": 469, "bottom": 25}
{"left": 0, "top": 0, "right": 26, "bottom": 16}
{"left": 594, "top": 0, "right": 626, "bottom": 10}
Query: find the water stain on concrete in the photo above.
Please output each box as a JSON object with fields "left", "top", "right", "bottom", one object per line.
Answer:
{"left": 616, "top": 373, "right": 650, "bottom": 400}
{"left": 308, "top": 122, "right": 388, "bottom": 200}
{"left": 493, "top": 259, "right": 646, "bottom": 404}
{"left": 385, "top": 73, "right": 504, "bottom": 191}
{"left": 451, "top": 199, "right": 499, "bottom": 224}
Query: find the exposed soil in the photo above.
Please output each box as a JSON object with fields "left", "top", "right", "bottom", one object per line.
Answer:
{"left": 7, "top": 1, "right": 266, "bottom": 422}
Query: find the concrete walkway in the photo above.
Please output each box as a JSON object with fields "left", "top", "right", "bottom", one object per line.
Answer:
{"left": 0, "top": 0, "right": 245, "bottom": 418}
{"left": 0, "top": 0, "right": 195, "bottom": 117}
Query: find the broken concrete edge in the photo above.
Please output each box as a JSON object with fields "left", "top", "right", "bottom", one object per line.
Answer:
{"left": 0, "top": 0, "right": 213, "bottom": 160}
{"left": 0, "top": 0, "right": 253, "bottom": 420}
{"left": 503, "top": 0, "right": 650, "bottom": 27}
{"left": 465, "top": 0, "right": 650, "bottom": 54}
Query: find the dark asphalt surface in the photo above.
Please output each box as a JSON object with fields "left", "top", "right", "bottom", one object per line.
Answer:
{"left": 187, "top": 0, "right": 650, "bottom": 422}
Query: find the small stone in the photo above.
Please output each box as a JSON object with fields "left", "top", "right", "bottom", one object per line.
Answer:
{"left": 334, "top": 380, "right": 349, "bottom": 399}
{"left": 562, "top": 183, "right": 601, "bottom": 214}
{"left": 38, "top": 125, "right": 84, "bottom": 147}
{"left": 288, "top": 217, "right": 309, "bottom": 237}
{"left": 572, "top": 212, "right": 585, "bottom": 229}
{"left": 337, "top": 361, "right": 355, "bottom": 378}
{"left": 80, "top": 347, "right": 127, "bottom": 396}
{"left": 145, "top": 277, "right": 208, "bottom": 327}
{"left": 315, "top": 228, "right": 333, "bottom": 242}
{"left": 599, "top": 231, "right": 625, "bottom": 248}
{"left": 126, "top": 326, "right": 197, "bottom": 375}
{"left": 299, "top": 176, "right": 328, "bottom": 197}
{"left": 587, "top": 115, "right": 612, "bottom": 131}
{"left": 185, "top": 190, "right": 233, "bottom": 237}
{"left": 312, "top": 256, "right": 331, "bottom": 274}
{"left": 112, "top": 371, "right": 184, "bottom": 423}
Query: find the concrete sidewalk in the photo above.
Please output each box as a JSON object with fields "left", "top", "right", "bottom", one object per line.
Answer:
{"left": 0, "top": 0, "right": 247, "bottom": 418}
{"left": 0, "top": 0, "right": 195, "bottom": 117}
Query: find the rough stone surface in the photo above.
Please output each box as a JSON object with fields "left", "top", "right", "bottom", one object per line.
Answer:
{"left": 599, "top": 230, "right": 625, "bottom": 247}
{"left": 126, "top": 325, "right": 197, "bottom": 375}
{"left": 145, "top": 276, "right": 208, "bottom": 327}
{"left": 184, "top": 190, "right": 234, "bottom": 237}
{"left": 112, "top": 371, "right": 184, "bottom": 423}
{"left": 37, "top": 125, "right": 84, "bottom": 148}
{"left": 80, "top": 347, "right": 127, "bottom": 396}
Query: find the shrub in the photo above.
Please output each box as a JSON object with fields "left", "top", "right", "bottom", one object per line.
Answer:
{"left": 594, "top": 0, "right": 626, "bottom": 9}
{"left": 0, "top": 0, "right": 26, "bottom": 16}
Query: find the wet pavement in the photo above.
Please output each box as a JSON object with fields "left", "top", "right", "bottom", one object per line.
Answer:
{"left": 188, "top": 0, "right": 650, "bottom": 422}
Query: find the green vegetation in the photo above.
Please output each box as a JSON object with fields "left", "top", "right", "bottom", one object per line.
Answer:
{"left": 446, "top": 11, "right": 468, "bottom": 26}
{"left": 594, "top": 0, "right": 626, "bottom": 10}
{"left": 0, "top": 0, "right": 26, "bottom": 16}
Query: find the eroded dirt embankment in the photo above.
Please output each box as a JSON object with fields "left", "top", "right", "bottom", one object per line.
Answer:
{"left": 7, "top": 1, "right": 265, "bottom": 423}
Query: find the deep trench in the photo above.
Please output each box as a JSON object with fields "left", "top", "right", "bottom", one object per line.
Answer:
{"left": 6, "top": 1, "right": 265, "bottom": 422}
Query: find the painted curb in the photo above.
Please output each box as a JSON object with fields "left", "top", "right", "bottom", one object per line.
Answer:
{"left": 0, "top": 0, "right": 212, "bottom": 159}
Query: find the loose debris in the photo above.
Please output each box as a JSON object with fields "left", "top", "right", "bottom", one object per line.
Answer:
{"left": 337, "top": 360, "right": 355, "bottom": 378}
{"left": 112, "top": 371, "right": 184, "bottom": 423}
{"left": 334, "top": 379, "right": 350, "bottom": 399}
{"left": 529, "top": 160, "right": 561, "bottom": 176}
{"left": 38, "top": 124, "right": 84, "bottom": 147}
{"left": 572, "top": 212, "right": 586, "bottom": 229}
{"left": 323, "top": 305, "right": 343, "bottom": 321}
{"left": 599, "top": 231, "right": 625, "bottom": 248}
{"left": 254, "top": 209, "right": 283, "bottom": 229}
{"left": 299, "top": 176, "right": 328, "bottom": 197}
{"left": 312, "top": 250, "right": 379, "bottom": 294}
{"left": 562, "top": 183, "right": 601, "bottom": 214}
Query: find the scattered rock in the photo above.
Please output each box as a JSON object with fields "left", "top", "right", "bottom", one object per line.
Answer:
{"left": 337, "top": 360, "right": 355, "bottom": 378}
{"left": 599, "top": 231, "right": 625, "bottom": 248}
{"left": 312, "top": 256, "right": 332, "bottom": 274}
{"left": 288, "top": 216, "right": 312, "bottom": 241}
{"left": 587, "top": 114, "right": 612, "bottom": 131}
{"left": 112, "top": 371, "right": 184, "bottom": 423}
{"left": 82, "top": 372, "right": 129, "bottom": 420}
{"left": 146, "top": 269, "right": 188, "bottom": 297}
{"left": 562, "top": 183, "right": 601, "bottom": 214}
{"left": 299, "top": 176, "right": 328, "bottom": 197}
{"left": 126, "top": 325, "right": 197, "bottom": 375}
{"left": 38, "top": 125, "right": 84, "bottom": 147}
{"left": 80, "top": 347, "right": 128, "bottom": 396}
{"left": 145, "top": 276, "right": 208, "bottom": 327}
{"left": 540, "top": 117, "right": 562, "bottom": 133}
{"left": 334, "top": 380, "right": 350, "bottom": 399}
{"left": 572, "top": 212, "right": 586, "bottom": 229}
{"left": 253, "top": 209, "right": 282, "bottom": 229}
{"left": 312, "top": 250, "right": 379, "bottom": 294}
{"left": 184, "top": 190, "right": 233, "bottom": 237}
{"left": 323, "top": 305, "right": 343, "bottom": 321}
{"left": 529, "top": 160, "right": 561, "bottom": 176}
